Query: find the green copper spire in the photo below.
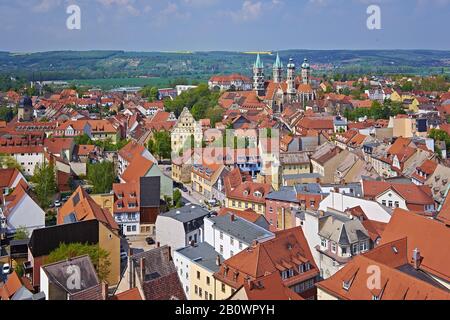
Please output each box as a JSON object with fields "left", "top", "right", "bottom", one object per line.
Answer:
{"left": 274, "top": 53, "right": 283, "bottom": 69}
{"left": 254, "top": 53, "right": 264, "bottom": 69}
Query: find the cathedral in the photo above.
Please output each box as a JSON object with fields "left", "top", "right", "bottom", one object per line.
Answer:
{"left": 253, "top": 53, "right": 316, "bottom": 113}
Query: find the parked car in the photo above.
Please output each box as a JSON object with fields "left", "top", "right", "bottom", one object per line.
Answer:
{"left": 146, "top": 237, "right": 155, "bottom": 245}
{"left": 2, "top": 263, "right": 11, "bottom": 275}
{"left": 54, "top": 200, "right": 62, "bottom": 208}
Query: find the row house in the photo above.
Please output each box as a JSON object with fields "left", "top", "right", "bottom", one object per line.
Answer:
{"left": 265, "top": 184, "right": 323, "bottom": 231}
{"left": 225, "top": 180, "right": 272, "bottom": 216}
{"left": 208, "top": 74, "right": 253, "bottom": 92}
{"left": 310, "top": 142, "right": 350, "bottom": 183}
{"left": 317, "top": 209, "right": 450, "bottom": 300}
{"left": 0, "top": 137, "right": 46, "bottom": 175}
{"left": 113, "top": 182, "right": 140, "bottom": 236}
{"left": 214, "top": 227, "right": 320, "bottom": 300}
{"left": 362, "top": 180, "right": 436, "bottom": 214}
{"left": 191, "top": 163, "right": 228, "bottom": 201}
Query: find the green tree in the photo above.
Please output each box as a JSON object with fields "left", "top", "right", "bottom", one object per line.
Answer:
{"left": 0, "top": 106, "right": 16, "bottom": 122}
{"left": 173, "top": 189, "right": 182, "bottom": 208}
{"left": 150, "top": 131, "right": 172, "bottom": 160}
{"left": 32, "top": 162, "right": 57, "bottom": 209}
{"left": 14, "top": 226, "right": 29, "bottom": 240}
{"left": 74, "top": 134, "right": 93, "bottom": 145}
{"left": 140, "top": 86, "right": 159, "bottom": 102}
{"left": 45, "top": 243, "right": 111, "bottom": 282}
{"left": 87, "top": 161, "right": 115, "bottom": 194}
{"left": 0, "top": 153, "right": 23, "bottom": 171}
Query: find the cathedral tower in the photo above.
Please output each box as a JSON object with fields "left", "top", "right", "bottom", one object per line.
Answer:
{"left": 286, "top": 58, "right": 297, "bottom": 101}
{"left": 253, "top": 54, "right": 266, "bottom": 97}
{"left": 273, "top": 53, "right": 283, "bottom": 84}
{"left": 301, "top": 58, "right": 311, "bottom": 85}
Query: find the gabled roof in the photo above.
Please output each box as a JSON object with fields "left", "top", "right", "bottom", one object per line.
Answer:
{"left": 111, "top": 288, "right": 142, "bottom": 300}
{"left": 57, "top": 187, "right": 119, "bottom": 231}
{"left": 380, "top": 208, "right": 450, "bottom": 283}
{"left": 362, "top": 180, "right": 434, "bottom": 207}
{"left": 215, "top": 227, "right": 318, "bottom": 289}
{"left": 41, "top": 255, "right": 101, "bottom": 298}
{"left": 317, "top": 240, "right": 450, "bottom": 300}
{"left": 235, "top": 272, "right": 302, "bottom": 301}
{"left": 0, "top": 272, "right": 33, "bottom": 301}
{"left": 121, "top": 155, "right": 154, "bottom": 183}
{"left": 0, "top": 168, "right": 23, "bottom": 189}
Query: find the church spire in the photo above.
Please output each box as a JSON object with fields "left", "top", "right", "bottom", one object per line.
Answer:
{"left": 253, "top": 54, "right": 265, "bottom": 97}
{"left": 254, "top": 53, "right": 264, "bottom": 69}
{"left": 273, "top": 53, "right": 283, "bottom": 84}
{"left": 274, "top": 53, "right": 283, "bottom": 69}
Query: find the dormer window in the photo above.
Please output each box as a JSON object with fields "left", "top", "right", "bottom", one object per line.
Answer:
{"left": 254, "top": 191, "right": 262, "bottom": 198}
{"left": 372, "top": 295, "right": 380, "bottom": 301}
{"left": 343, "top": 281, "right": 351, "bottom": 291}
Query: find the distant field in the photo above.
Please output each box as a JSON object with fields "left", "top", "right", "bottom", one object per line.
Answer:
{"left": 69, "top": 77, "right": 171, "bottom": 89}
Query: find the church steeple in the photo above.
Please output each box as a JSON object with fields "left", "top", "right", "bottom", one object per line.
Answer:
{"left": 286, "top": 58, "right": 297, "bottom": 101}
{"left": 301, "top": 58, "right": 311, "bottom": 85}
{"left": 253, "top": 54, "right": 265, "bottom": 97}
{"left": 273, "top": 53, "right": 283, "bottom": 84}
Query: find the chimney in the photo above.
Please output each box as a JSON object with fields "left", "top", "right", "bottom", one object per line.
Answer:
{"left": 247, "top": 278, "right": 254, "bottom": 290}
{"left": 140, "top": 257, "right": 146, "bottom": 279}
{"left": 157, "top": 242, "right": 161, "bottom": 248}
{"left": 190, "top": 240, "right": 196, "bottom": 247}
{"left": 230, "top": 214, "right": 236, "bottom": 222}
{"left": 412, "top": 248, "right": 422, "bottom": 270}
{"left": 168, "top": 246, "right": 173, "bottom": 262}
{"left": 216, "top": 255, "right": 221, "bottom": 267}
{"left": 101, "top": 282, "right": 109, "bottom": 300}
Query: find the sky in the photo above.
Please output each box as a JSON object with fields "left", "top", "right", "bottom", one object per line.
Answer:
{"left": 0, "top": 0, "right": 449, "bottom": 52}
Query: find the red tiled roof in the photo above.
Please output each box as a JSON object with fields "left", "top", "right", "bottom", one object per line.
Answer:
{"left": 317, "top": 239, "right": 450, "bottom": 300}
{"left": 121, "top": 155, "right": 154, "bottom": 183}
{"left": 57, "top": 186, "right": 119, "bottom": 231}
{"left": 111, "top": 288, "right": 142, "bottom": 300}
{"left": 226, "top": 181, "right": 271, "bottom": 205}
{"left": 380, "top": 208, "right": 450, "bottom": 283}
{"left": 215, "top": 227, "right": 318, "bottom": 292}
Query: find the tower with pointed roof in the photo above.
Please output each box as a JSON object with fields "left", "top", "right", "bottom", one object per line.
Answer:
{"left": 286, "top": 58, "right": 297, "bottom": 102}
{"left": 273, "top": 53, "right": 283, "bottom": 84}
{"left": 18, "top": 96, "right": 33, "bottom": 122}
{"left": 301, "top": 58, "right": 311, "bottom": 85}
{"left": 253, "top": 54, "right": 266, "bottom": 97}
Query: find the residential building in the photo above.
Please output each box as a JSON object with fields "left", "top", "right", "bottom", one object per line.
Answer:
{"left": 40, "top": 255, "right": 107, "bottom": 300}
{"left": 204, "top": 212, "right": 274, "bottom": 260}
{"left": 113, "top": 182, "right": 140, "bottom": 236}
{"left": 0, "top": 185, "right": 45, "bottom": 236}
{"left": 226, "top": 181, "right": 272, "bottom": 215}
{"left": 56, "top": 187, "right": 121, "bottom": 286}
{"left": 362, "top": 180, "right": 435, "bottom": 214}
{"left": 155, "top": 205, "right": 211, "bottom": 251}
{"left": 208, "top": 74, "right": 253, "bottom": 91}
{"left": 214, "top": 227, "right": 320, "bottom": 300}
{"left": 191, "top": 163, "right": 227, "bottom": 201}
{"left": 128, "top": 246, "right": 186, "bottom": 300}
{"left": 317, "top": 236, "right": 450, "bottom": 300}
{"left": 174, "top": 242, "right": 223, "bottom": 300}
